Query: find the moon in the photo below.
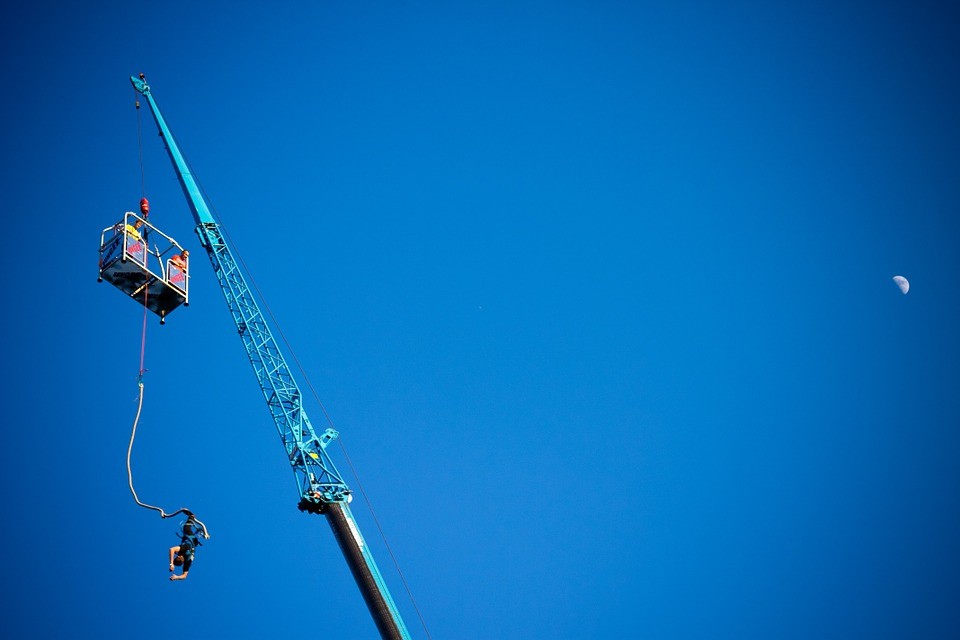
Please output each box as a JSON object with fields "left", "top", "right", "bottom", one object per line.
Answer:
{"left": 892, "top": 275, "right": 909, "bottom": 294}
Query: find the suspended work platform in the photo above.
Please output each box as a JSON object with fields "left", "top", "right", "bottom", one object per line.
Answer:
{"left": 98, "top": 212, "right": 190, "bottom": 323}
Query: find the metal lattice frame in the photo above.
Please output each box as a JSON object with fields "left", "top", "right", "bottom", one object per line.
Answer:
{"left": 197, "top": 222, "right": 349, "bottom": 503}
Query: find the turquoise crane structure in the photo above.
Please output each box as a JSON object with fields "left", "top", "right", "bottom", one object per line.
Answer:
{"left": 130, "top": 74, "right": 411, "bottom": 640}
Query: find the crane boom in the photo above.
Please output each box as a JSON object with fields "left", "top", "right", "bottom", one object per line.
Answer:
{"left": 131, "top": 74, "right": 411, "bottom": 640}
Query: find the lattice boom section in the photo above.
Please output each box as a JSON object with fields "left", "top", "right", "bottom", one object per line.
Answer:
{"left": 199, "top": 223, "right": 349, "bottom": 501}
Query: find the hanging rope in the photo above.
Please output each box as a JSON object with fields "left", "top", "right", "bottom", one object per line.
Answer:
{"left": 125, "top": 368, "right": 209, "bottom": 530}
{"left": 122, "top": 228, "right": 210, "bottom": 534}
{"left": 125, "top": 380, "right": 165, "bottom": 515}
{"left": 125, "top": 289, "right": 171, "bottom": 515}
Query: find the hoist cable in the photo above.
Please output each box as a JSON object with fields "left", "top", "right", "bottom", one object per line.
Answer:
{"left": 180, "top": 155, "right": 429, "bottom": 637}
{"left": 135, "top": 88, "right": 146, "bottom": 198}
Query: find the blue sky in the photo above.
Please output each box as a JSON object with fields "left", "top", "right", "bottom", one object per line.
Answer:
{"left": 3, "top": 1, "right": 960, "bottom": 638}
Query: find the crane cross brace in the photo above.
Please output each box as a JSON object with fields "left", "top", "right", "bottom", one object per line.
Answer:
{"left": 197, "top": 222, "right": 349, "bottom": 502}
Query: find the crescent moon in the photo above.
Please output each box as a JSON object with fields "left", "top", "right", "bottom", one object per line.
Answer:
{"left": 892, "top": 275, "right": 909, "bottom": 294}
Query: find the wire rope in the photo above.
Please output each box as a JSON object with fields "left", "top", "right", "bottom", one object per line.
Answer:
{"left": 336, "top": 438, "right": 434, "bottom": 640}
{"left": 180, "top": 145, "right": 428, "bottom": 638}
{"left": 135, "top": 88, "right": 146, "bottom": 198}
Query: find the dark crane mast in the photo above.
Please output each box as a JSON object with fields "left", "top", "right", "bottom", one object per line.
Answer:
{"left": 130, "top": 74, "right": 411, "bottom": 640}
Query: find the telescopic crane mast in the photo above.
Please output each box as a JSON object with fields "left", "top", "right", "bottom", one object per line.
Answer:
{"left": 130, "top": 74, "right": 411, "bottom": 640}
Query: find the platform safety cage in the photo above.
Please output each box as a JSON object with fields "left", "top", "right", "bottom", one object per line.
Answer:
{"left": 98, "top": 212, "right": 190, "bottom": 319}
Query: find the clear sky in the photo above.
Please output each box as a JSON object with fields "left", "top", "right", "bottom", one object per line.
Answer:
{"left": 3, "top": 1, "right": 960, "bottom": 638}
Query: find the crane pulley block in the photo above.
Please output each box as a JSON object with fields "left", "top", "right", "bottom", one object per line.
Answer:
{"left": 98, "top": 212, "right": 190, "bottom": 322}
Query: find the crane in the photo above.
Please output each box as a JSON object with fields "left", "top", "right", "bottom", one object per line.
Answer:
{"left": 130, "top": 73, "right": 412, "bottom": 640}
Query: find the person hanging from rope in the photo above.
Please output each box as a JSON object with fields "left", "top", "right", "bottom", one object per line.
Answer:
{"left": 168, "top": 510, "right": 210, "bottom": 581}
{"left": 125, "top": 362, "right": 212, "bottom": 581}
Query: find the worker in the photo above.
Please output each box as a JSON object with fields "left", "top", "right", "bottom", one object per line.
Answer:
{"left": 169, "top": 250, "right": 189, "bottom": 270}
{"left": 124, "top": 218, "right": 144, "bottom": 241}
{"left": 123, "top": 218, "right": 147, "bottom": 264}
{"left": 168, "top": 512, "right": 209, "bottom": 581}
{"left": 167, "top": 250, "right": 189, "bottom": 291}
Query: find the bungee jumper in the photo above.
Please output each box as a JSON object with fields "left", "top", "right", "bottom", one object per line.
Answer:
{"left": 126, "top": 368, "right": 212, "bottom": 582}
{"left": 169, "top": 510, "right": 211, "bottom": 581}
